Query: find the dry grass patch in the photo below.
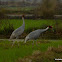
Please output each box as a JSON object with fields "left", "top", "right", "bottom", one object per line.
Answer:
{"left": 16, "top": 46, "right": 62, "bottom": 62}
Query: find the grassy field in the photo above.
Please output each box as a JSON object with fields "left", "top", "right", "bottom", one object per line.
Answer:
{"left": 0, "top": 40, "right": 62, "bottom": 62}
{"left": 1, "top": 7, "right": 34, "bottom": 14}
{"left": 0, "top": 19, "right": 62, "bottom": 39}
{"left": 1, "top": 19, "right": 62, "bottom": 31}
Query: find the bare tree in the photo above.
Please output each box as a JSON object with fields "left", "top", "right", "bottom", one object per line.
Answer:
{"left": 56, "top": 0, "right": 62, "bottom": 14}
{"left": 34, "top": 0, "right": 57, "bottom": 19}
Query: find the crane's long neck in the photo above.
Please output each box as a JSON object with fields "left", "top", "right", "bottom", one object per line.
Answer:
{"left": 40, "top": 27, "right": 49, "bottom": 32}
{"left": 22, "top": 17, "right": 25, "bottom": 26}
{"left": 44, "top": 27, "right": 49, "bottom": 31}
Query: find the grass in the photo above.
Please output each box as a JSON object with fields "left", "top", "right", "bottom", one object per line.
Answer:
{"left": 2, "top": 7, "right": 34, "bottom": 14}
{"left": 1, "top": 19, "right": 62, "bottom": 31}
{"left": 0, "top": 19, "right": 62, "bottom": 39}
{"left": 0, "top": 40, "right": 62, "bottom": 62}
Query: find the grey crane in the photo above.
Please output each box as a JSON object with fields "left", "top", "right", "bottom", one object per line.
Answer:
{"left": 24, "top": 26, "right": 53, "bottom": 45}
{"left": 10, "top": 15, "right": 25, "bottom": 47}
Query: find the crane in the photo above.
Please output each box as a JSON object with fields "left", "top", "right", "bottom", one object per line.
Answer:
{"left": 10, "top": 15, "right": 25, "bottom": 47}
{"left": 24, "top": 26, "right": 53, "bottom": 45}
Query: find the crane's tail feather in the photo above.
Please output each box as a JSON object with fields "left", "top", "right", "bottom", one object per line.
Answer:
{"left": 10, "top": 35, "right": 15, "bottom": 39}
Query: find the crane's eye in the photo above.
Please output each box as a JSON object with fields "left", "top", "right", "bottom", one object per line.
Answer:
{"left": 49, "top": 26, "right": 52, "bottom": 28}
{"left": 48, "top": 26, "right": 52, "bottom": 28}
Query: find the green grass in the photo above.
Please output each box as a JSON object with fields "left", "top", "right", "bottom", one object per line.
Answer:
{"left": 0, "top": 40, "right": 62, "bottom": 62}
{"left": 1, "top": 19, "right": 62, "bottom": 31}
{"left": 0, "top": 19, "right": 62, "bottom": 39}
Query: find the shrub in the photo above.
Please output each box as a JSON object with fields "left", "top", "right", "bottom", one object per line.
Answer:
{"left": 0, "top": 23, "right": 14, "bottom": 36}
{"left": 33, "top": 0, "right": 57, "bottom": 19}
{"left": 0, "top": 8, "right": 7, "bottom": 19}
{"left": 16, "top": 46, "right": 62, "bottom": 62}
{"left": 3, "top": 23, "right": 14, "bottom": 35}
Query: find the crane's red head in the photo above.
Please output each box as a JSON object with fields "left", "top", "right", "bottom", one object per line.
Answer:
{"left": 48, "top": 26, "right": 52, "bottom": 28}
{"left": 22, "top": 15, "right": 25, "bottom": 18}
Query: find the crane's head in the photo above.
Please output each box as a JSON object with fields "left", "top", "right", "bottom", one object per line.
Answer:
{"left": 22, "top": 15, "right": 25, "bottom": 18}
{"left": 48, "top": 26, "right": 54, "bottom": 32}
{"left": 48, "top": 26, "right": 52, "bottom": 28}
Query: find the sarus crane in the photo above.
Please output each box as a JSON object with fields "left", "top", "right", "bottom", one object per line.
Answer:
{"left": 10, "top": 15, "right": 25, "bottom": 47}
{"left": 24, "top": 26, "right": 53, "bottom": 45}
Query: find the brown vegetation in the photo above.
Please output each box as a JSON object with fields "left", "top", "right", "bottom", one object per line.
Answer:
{"left": 0, "top": 8, "right": 7, "bottom": 19}
{"left": 16, "top": 46, "right": 62, "bottom": 62}
{"left": 33, "top": 0, "right": 62, "bottom": 19}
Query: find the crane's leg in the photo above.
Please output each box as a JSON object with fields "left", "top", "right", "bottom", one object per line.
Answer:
{"left": 17, "top": 41, "right": 19, "bottom": 48}
{"left": 32, "top": 41, "right": 34, "bottom": 45}
{"left": 36, "top": 41, "right": 37, "bottom": 45}
{"left": 16, "top": 36, "right": 19, "bottom": 48}
{"left": 11, "top": 36, "right": 19, "bottom": 48}
{"left": 36, "top": 40, "right": 39, "bottom": 46}
{"left": 32, "top": 41, "right": 34, "bottom": 48}
{"left": 11, "top": 40, "right": 15, "bottom": 48}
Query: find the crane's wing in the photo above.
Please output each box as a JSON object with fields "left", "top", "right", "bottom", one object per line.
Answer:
{"left": 10, "top": 17, "right": 25, "bottom": 39}
{"left": 27, "top": 29, "right": 41, "bottom": 39}
{"left": 26, "top": 29, "right": 47, "bottom": 40}
{"left": 11, "top": 25, "right": 25, "bottom": 37}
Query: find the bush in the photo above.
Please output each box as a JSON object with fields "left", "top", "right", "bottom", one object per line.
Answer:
{"left": 0, "top": 23, "right": 14, "bottom": 35}
{"left": 0, "top": 8, "right": 7, "bottom": 19}
{"left": 3, "top": 23, "right": 14, "bottom": 35}
{"left": 33, "top": 0, "right": 57, "bottom": 19}
{"left": 16, "top": 46, "right": 62, "bottom": 62}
